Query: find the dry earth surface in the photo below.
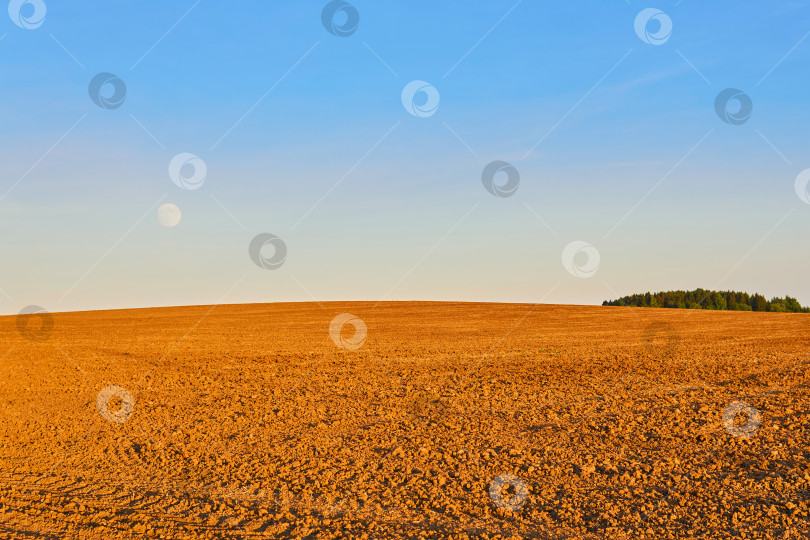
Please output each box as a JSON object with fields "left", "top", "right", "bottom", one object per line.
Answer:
{"left": 0, "top": 301, "right": 808, "bottom": 539}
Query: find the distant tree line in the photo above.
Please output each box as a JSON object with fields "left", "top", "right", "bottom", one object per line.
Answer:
{"left": 603, "top": 289, "right": 809, "bottom": 313}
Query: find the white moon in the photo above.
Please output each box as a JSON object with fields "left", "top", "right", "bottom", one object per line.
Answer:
{"left": 157, "top": 203, "right": 181, "bottom": 227}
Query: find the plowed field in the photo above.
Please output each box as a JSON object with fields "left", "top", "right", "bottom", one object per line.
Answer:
{"left": 0, "top": 302, "right": 808, "bottom": 539}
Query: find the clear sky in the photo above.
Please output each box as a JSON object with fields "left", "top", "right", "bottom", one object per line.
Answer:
{"left": 1, "top": 0, "right": 809, "bottom": 314}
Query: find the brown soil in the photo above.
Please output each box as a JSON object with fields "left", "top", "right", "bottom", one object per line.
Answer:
{"left": 0, "top": 302, "right": 808, "bottom": 539}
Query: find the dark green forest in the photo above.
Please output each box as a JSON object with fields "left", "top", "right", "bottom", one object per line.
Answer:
{"left": 603, "top": 289, "right": 809, "bottom": 313}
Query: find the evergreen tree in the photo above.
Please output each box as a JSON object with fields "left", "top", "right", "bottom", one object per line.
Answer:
{"left": 603, "top": 290, "right": 807, "bottom": 313}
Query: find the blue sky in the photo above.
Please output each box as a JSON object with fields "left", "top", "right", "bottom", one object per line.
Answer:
{"left": 1, "top": 0, "right": 809, "bottom": 314}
